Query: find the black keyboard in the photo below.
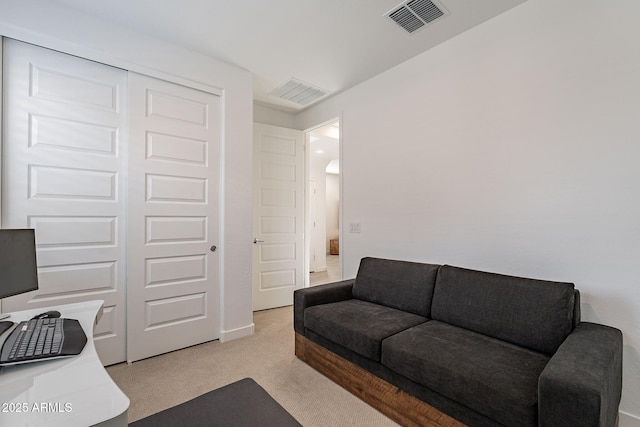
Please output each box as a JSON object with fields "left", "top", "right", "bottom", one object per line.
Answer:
{"left": 0, "top": 318, "right": 87, "bottom": 365}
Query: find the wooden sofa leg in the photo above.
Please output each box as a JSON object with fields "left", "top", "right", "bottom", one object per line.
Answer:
{"left": 295, "top": 333, "right": 466, "bottom": 427}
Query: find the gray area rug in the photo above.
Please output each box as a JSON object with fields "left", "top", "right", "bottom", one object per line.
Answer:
{"left": 129, "top": 378, "right": 302, "bottom": 427}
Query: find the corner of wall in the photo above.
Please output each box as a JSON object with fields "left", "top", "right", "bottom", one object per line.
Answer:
{"left": 219, "top": 322, "right": 255, "bottom": 343}
{"left": 619, "top": 411, "right": 640, "bottom": 427}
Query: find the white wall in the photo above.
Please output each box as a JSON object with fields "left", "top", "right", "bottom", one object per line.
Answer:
{"left": 253, "top": 102, "right": 296, "bottom": 128}
{"left": 296, "top": 0, "right": 640, "bottom": 423}
{"left": 0, "top": 0, "right": 254, "bottom": 342}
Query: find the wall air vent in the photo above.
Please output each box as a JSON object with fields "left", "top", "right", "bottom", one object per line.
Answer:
{"left": 269, "top": 78, "right": 330, "bottom": 106}
{"left": 387, "top": 0, "right": 446, "bottom": 34}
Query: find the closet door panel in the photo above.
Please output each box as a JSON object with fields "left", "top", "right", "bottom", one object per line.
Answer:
{"left": 127, "top": 72, "right": 220, "bottom": 363}
{"left": 2, "top": 39, "right": 127, "bottom": 365}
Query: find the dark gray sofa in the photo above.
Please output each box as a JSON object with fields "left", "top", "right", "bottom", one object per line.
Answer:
{"left": 294, "top": 257, "right": 623, "bottom": 427}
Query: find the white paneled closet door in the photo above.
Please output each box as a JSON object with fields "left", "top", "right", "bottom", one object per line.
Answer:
{"left": 126, "top": 73, "right": 221, "bottom": 363}
{"left": 2, "top": 40, "right": 223, "bottom": 365}
{"left": 2, "top": 39, "right": 127, "bottom": 365}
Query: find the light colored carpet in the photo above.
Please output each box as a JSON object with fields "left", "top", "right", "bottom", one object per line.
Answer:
{"left": 107, "top": 306, "right": 399, "bottom": 426}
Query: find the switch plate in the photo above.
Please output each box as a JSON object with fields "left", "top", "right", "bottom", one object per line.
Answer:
{"left": 348, "top": 222, "right": 361, "bottom": 233}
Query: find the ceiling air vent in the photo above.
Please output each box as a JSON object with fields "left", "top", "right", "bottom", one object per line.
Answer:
{"left": 269, "top": 78, "right": 329, "bottom": 106}
{"left": 387, "top": 0, "right": 446, "bottom": 34}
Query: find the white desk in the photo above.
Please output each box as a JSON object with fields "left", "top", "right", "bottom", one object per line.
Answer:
{"left": 0, "top": 300, "right": 129, "bottom": 427}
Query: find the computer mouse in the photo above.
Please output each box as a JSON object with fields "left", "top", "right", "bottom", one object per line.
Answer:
{"left": 31, "top": 310, "right": 61, "bottom": 320}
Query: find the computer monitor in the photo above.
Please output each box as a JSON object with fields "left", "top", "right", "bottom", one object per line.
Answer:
{"left": 0, "top": 229, "right": 39, "bottom": 300}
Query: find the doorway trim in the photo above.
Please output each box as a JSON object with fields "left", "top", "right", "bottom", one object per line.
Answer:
{"left": 304, "top": 115, "right": 343, "bottom": 287}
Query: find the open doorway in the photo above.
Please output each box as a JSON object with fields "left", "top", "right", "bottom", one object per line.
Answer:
{"left": 306, "top": 119, "right": 341, "bottom": 287}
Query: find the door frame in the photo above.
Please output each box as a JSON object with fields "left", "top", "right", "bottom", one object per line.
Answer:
{"left": 304, "top": 115, "right": 343, "bottom": 286}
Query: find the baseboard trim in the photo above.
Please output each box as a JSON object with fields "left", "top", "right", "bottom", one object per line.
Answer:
{"left": 219, "top": 323, "right": 254, "bottom": 343}
{"left": 619, "top": 410, "right": 640, "bottom": 427}
{"left": 295, "top": 332, "right": 465, "bottom": 427}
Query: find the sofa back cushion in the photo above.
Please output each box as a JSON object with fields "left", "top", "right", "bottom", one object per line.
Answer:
{"left": 431, "top": 265, "right": 576, "bottom": 355}
{"left": 352, "top": 257, "right": 439, "bottom": 317}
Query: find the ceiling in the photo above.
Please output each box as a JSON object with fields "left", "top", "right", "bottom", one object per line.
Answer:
{"left": 51, "top": 0, "right": 526, "bottom": 112}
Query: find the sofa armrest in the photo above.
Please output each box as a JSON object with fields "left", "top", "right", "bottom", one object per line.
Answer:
{"left": 293, "top": 279, "right": 355, "bottom": 334}
{"left": 538, "top": 322, "right": 622, "bottom": 427}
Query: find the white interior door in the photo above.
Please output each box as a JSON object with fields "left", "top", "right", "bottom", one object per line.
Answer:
{"left": 309, "top": 178, "right": 318, "bottom": 272}
{"left": 252, "top": 124, "right": 304, "bottom": 310}
{"left": 1, "top": 39, "right": 127, "bottom": 365}
{"left": 127, "top": 73, "right": 221, "bottom": 363}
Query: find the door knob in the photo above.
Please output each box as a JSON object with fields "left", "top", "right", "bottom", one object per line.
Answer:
{"left": 210, "top": 245, "right": 217, "bottom": 252}
{"left": 253, "top": 238, "right": 264, "bottom": 244}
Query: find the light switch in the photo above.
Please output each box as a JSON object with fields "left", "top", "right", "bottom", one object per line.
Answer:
{"left": 348, "top": 222, "right": 361, "bottom": 233}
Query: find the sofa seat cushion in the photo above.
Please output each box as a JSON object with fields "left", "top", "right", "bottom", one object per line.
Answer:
{"left": 304, "top": 299, "right": 428, "bottom": 362}
{"left": 381, "top": 321, "right": 550, "bottom": 427}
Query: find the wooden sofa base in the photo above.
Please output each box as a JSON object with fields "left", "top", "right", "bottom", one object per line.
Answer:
{"left": 295, "top": 333, "right": 466, "bottom": 427}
